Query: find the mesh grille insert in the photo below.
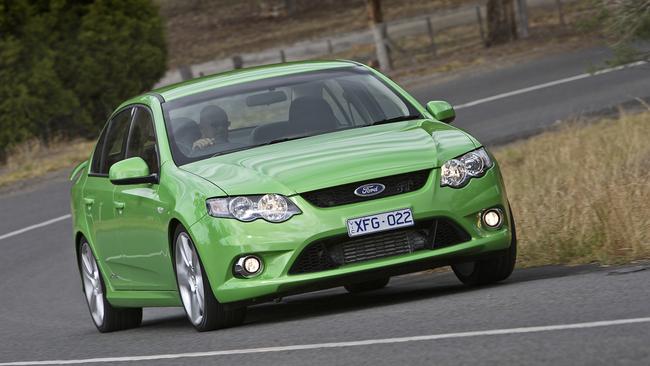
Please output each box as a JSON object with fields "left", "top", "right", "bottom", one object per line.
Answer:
{"left": 289, "top": 218, "right": 470, "bottom": 275}
{"left": 300, "top": 170, "right": 431, "bottom": 208}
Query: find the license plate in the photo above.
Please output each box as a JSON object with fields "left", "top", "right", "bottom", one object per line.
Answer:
{"left": 346, "top": 208, "right": 414, "bottom": 237}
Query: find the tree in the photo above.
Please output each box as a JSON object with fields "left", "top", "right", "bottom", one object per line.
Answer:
{"left": 598, "top": 0, "right": 650, "bottom": 63}
{"left": 366, "top": 0, "right": 391, "bottom": 71}
{"left": 0, "top": 0, "right": 166, "bottom": 160}
{"left": 74, "top": 0, "right": 167, "bottom": 136}
{"left": 0, "top": 1, "right": 79, "bottom": 159}
{"left": 486, "top": 0, "right": 518, "bottom": 46}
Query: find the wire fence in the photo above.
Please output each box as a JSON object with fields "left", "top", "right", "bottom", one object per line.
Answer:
{"left": 155, "top": 0, "right": 571, "bottom": 87}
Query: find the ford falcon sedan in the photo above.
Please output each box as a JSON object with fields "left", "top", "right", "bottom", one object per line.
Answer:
{"left": 70, "top": 60, "right": 516, "bottom": 332}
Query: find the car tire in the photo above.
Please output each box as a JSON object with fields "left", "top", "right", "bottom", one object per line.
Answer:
{"left": 344, "top": 277, "right": 390, "bottom": 294}
{"left": 79, "top": 240, "right": 142, "bottom": 333}
{"left": 451, "top": 208, "right": 517, "bottom": 286}
{"left": 173, "top": 226, "right": 246, "bottom": 332}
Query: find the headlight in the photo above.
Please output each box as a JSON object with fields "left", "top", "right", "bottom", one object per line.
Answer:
{"left": 206, "top": 194, "right": 301, "bottom": 223}
{"left": 440, "top": 148, "right": 493, "bottom": 188}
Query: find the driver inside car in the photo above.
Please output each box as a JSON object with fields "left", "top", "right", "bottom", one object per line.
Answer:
{"left": 193, "top": 105, "right": 230, "bottom": 150}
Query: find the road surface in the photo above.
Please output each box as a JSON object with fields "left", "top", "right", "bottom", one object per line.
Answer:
{"left": 0, "top": 46, "right": 648, "bottom": 365}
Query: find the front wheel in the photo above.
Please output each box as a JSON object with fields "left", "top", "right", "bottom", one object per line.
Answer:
{"left": 174, "top": 227, "right": 246, "bottom": 332}
{"left": 451, "top": 211, "right": 517, "bottom": 286}
{"left": 79, "top": 241, "right": 142, "bottom": 332}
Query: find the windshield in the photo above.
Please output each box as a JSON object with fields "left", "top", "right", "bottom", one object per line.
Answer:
{"left": 162, "top": 66, "right": 421, "bottom": 165}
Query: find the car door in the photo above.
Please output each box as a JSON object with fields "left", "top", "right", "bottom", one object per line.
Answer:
{"left": 82, "top": 107, "right": 133, "bottom": 280}
{"left": 110, "top": 106, "right": 176, "bottom": 291}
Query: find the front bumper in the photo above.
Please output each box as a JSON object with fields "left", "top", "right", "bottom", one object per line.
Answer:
{"left": 188, "top": 166, "right": 512, "bottom": 304}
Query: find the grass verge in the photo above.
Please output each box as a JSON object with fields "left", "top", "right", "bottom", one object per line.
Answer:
{"left": 0, "top": 138, "right": 93, "bottom": 188}
{"left": 495, "top": 109, "right": 650, "bottom": 266}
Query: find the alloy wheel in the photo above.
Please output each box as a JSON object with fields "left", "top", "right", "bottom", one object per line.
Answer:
{"left": 80, "top": 242, "right": 105, "bottom": 327}
{"left": 175, "top": 232, "right": 205, "bottom": 326}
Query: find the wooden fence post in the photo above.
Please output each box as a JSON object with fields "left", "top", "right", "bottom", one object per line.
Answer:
{"left": 516, "top": 0, "right": 529, "bottom": 38}
{"left": 232, "top": 55, "right": 243, "bottom": 69}
{"left": 178, "top": 65, "right": 193, "bottom": 81}
{"left": 367, "top": 0, "right": 392, "bottom": 72}
{"left": 556, "top": 0, "right": 566, "bottom": 26}
{"left": 425, "top": 17, "right": 437, "bottom": 55}
{"left": 476, "top": 6, "right": 486, "bottom": 46}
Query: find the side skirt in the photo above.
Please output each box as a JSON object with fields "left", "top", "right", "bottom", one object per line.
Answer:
{"left": 107, "top": 290, "right": 181, "bottom": 308}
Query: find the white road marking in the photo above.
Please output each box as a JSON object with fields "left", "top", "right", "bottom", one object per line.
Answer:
{"left": 0, "top": 214, "right": 71, "bottom": 242}
{"left": 454, "top": 60, "right": 648, "bottom": 110}
{"left": 1, "top": 317, "right": 648, "bottom": 365}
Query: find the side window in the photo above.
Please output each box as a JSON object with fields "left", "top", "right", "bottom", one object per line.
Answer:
{"left": 126, "top": 107, "right": 159, "bottom": 175}
{"left": 99, "top": 108, "right": 133, "bottom": 175}
{"left": 90, "top": 125, "right": 108, "bottom": 174}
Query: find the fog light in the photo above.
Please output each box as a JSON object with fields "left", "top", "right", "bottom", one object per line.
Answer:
{"left": 482, "top": 209, "right": 503, "bottom": 229}
{"left": 234, "top": 255, "right": 263, "bottom": 278}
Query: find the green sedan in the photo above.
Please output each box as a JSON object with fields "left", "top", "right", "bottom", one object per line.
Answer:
{"left": 70, "top": 60, "right": 516, "bottom": 332}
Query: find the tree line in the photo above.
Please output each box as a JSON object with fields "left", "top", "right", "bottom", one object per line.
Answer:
{"left": 0, "top": 0, "right": 166, "bottom": 161}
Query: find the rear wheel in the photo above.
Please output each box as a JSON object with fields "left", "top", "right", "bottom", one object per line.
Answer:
{"left": 79, "top": 241, "right": 142, "bottom": 332}
{"left": 173, "top": 227, "right": 246, "bottom": 332}
{"left": 452, "top": 210, "right": 517, "bottom": 286}
{"left": 344, "top": 277, "right": 390, "bottom": 294}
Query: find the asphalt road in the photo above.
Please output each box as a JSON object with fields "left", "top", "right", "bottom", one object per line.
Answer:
{"left": 1, "top": 46, "right": 649, "bottom": 365}
{"left": 409, "top": 46, "right": 650, "bottom": 144}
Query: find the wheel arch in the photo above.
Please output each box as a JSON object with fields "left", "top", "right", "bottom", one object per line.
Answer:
{"left": 74, "top": 231, "right": 86, "bottom": 287}
{"left": 168, "top": 218, "right": 184, "bottom": 258}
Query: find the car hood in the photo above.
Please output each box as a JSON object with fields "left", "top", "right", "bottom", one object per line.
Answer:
{"left": 181, "top": 119, "right": 477, "bottom": 196}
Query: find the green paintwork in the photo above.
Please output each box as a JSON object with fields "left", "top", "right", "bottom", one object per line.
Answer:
{"left": 426, "top": 101, "right": 456, "bottom": 123}
{"left": 108, "top": 157, "right": 150, "bottom": 182}
{"left": 71, "top": 60, "right": 512, "bottom": 308}
{"left": 184, "top": 120, "right": 473, "bottom": 196}
{"left": 69, "top": 160, "right": 89, "bottom": 181}
{"left": 151, "top": 60, "right": 360, "bottom": 101}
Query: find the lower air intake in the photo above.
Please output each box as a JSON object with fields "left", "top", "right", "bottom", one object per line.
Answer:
{"left": 289, "top": 218, "right": 470, "bottom": 275}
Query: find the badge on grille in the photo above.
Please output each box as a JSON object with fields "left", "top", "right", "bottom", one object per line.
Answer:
{"left": 354, "top": 183, "right": 386, "bottom": 197}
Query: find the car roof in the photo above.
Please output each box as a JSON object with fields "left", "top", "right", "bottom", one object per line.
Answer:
{"left": 150, "top": 60, "right": 362, "bottom": 102}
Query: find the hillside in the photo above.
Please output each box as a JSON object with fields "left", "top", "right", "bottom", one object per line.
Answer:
{"left": 156, "top": 0, "right": 472, "bottom": 68}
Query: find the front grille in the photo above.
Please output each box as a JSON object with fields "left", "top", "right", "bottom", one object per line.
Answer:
{"left": 289, "top": 218, "right": 470, "bottom": 275}
{"left": 301, "top": 170, "right": 431, "bottom": 208}
{"left": 288, "top": 242, "right": 339, "bottom": 275}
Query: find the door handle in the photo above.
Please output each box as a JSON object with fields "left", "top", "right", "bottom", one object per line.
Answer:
{"left": 83, "top": 198, "right": 94, "bottom": 207}
{"left": 113, "top": 201, "right": 125, "bottom": 210}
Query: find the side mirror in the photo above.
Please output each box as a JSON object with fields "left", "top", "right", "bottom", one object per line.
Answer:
{"left": 109, "top": 157, "right": 157, "bottom": 185}
{"left": 426, "top": 101, "right": 455, "bottom": 124}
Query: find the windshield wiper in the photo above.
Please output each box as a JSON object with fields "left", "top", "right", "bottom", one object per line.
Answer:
{"left": 263, "top": 134, "right": 313, "bottom": 145}
{"left": 369, "top": 114, "right": 422, "bottom": 126}
{"left": 210, "top": 134, "right": 313, "bottom": 158}
{"left": 210, "top": 145, "right": 257, "bottom": 158}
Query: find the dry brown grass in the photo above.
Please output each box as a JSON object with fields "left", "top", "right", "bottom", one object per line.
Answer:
{"left": 0, "top": 138, "right": 94, "bottom": 187}
{"left": 495, "top": 110, "right": 650, "bottom": 266}
{"left": 312, "top": 1, "right": 603, "bottom": 85}
{"left": 388, "top": 1, "right": 601, "bottom": 82}
{"left": 156, "top": 0, "right": 474, "bottom": 68}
